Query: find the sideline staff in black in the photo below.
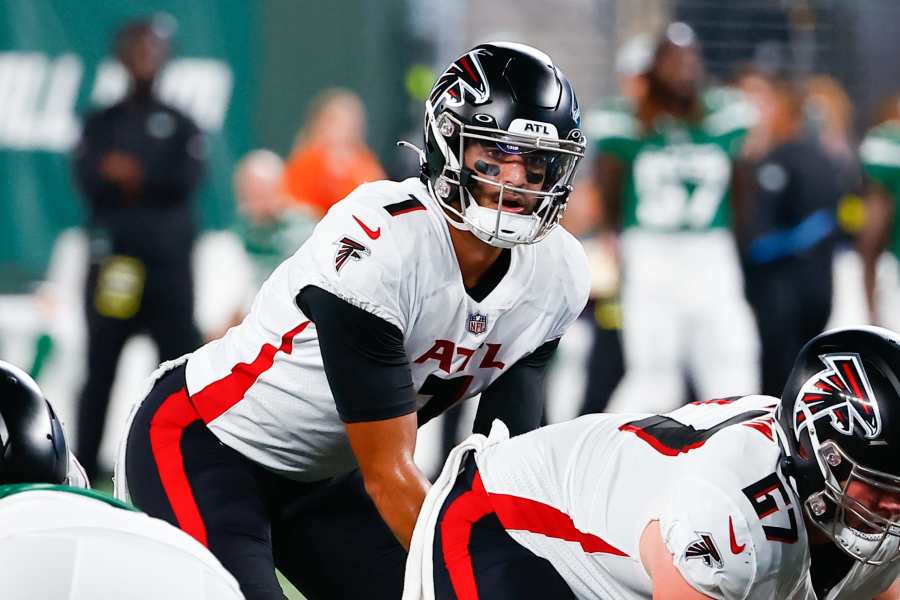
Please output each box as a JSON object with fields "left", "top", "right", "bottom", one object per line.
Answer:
{"left": 72, "top": 17, "right": 206, "bottom": 481}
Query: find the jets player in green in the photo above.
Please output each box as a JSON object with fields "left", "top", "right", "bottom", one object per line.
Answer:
{"left": 0, "top": 360, "right": 244, "bottom": 600}
{"left": 859, "top": 96, "right": 900, "bottom": 331}
{"left": 593, "top": 23, "right": 760, "bottom": 414}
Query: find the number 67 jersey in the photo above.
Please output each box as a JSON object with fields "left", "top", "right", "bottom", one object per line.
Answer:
{"left": 471, "top": 396, "right": 900, "bottom": 599}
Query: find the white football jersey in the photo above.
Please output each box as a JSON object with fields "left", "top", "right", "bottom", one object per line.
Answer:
{"left": 472, "top": 396, "right": 900, "bottom": 600}
{"left": 0, "top": 486, "right": 243, "bottom": 599}
{"left": 183, "top": 178, "right": 589, "bottom": 481}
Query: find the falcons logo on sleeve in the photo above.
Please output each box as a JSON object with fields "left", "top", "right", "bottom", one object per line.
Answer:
{"left": 685, "top": 532, "right": 724, "bottom": 569}
{"left": 334, "top": 236, "right": 370, "bottom": 273}
{"left": 794, "top": 353, "right": 882, "bottom": 440}
{"left": 429, "top": 48, "right": 491, "bottom": 109}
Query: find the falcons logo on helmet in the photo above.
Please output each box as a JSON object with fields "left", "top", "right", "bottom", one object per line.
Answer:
{"left": 684, "top": 532, "right": 723, "bottom": 569}
{"left": 794, "top": 353, "right": 882, "bottom": 440}
{"left": 334, "top": 236, "right": 370, "bottom": 273}
{"left": 429, "top": 48, "right": 491, "bottom": 109}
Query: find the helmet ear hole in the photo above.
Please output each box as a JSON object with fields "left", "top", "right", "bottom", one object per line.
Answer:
{"left": 0, "top": 413, "right": 8, "bottom": 451}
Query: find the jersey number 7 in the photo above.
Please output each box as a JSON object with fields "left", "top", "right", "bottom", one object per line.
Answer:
{"left": 416, "top": 374, "right": 474, "bottom": 426}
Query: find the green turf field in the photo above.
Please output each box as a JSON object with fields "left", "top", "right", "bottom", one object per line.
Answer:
{"left": 278, "top": 572, "right": 306, "bottom": 599}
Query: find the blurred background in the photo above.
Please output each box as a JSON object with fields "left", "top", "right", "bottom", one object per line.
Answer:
{"left": 3, "top": 0, "right": 900, "bottom": 532}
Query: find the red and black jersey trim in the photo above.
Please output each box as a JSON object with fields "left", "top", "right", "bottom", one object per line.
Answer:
{"left": 384, "top": 195, "right": 426, "bottom": 216}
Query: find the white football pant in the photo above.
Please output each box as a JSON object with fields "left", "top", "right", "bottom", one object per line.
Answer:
{"left": 608, "top": 229, "right": 760, "bottom": 414}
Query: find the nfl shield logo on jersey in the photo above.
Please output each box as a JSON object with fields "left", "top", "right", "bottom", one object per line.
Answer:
{"left": 467, "top": 312, "right": 488, "bottom": 335}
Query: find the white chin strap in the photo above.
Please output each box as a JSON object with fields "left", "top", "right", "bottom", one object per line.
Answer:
{"left": 832, "top": 521, "right": 900, "bottom": 563}
{"left": 465, "top": 203, "right": 542, "bottom": 249}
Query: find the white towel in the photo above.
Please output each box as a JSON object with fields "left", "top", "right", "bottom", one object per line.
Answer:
{"left": 402, "top": 419, "right": 510, "bottom": 600}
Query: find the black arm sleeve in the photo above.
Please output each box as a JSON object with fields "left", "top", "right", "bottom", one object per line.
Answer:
{"left": 472, "top": 338, "right": 560, "bottom": 437}
{"left": 296, "top": 286, "right": 416, "bottom": 423}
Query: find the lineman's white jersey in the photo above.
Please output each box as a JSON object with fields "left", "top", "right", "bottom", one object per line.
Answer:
{"left": 183, "top": 178, "right": 589, "bottom": 481}
{"left": 471, "top": 396, "right": 900, "bottom": 599}
{"left": 0, "top": 486, "right": 243, "bottom": 600}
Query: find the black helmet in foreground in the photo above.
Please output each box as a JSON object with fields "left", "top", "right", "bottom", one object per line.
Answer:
{"left": 0, "top": 360, "right": 69, "bottom": 484}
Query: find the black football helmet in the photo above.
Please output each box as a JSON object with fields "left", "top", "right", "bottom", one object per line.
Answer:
{"left": 0, "top": 360, "right": 69, "bottom": 484}
{"left": 415, "top": 42, "right": 585, "bottom": 248}
{"left": 776, "top": 326, "right": 900, "bottom": 564}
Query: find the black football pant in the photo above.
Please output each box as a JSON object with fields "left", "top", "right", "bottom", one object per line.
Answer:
{"left": 580, "top": 304, "right": 625, "bottom": 415}
{"left": 124, "top": 364, "right": 406, "bottom": 600}
{"left": 77, "top": 261, "right": 199, "bottom": 481}
{"left": 433, "top": 455, "right": 576, "bottom": 600}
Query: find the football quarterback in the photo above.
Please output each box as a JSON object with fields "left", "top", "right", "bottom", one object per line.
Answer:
{"left": 404, "top": 327, "right": 900, "bottom": 600}
{"left": 0, "top": 360, "right": 243, "bottom": 600}
{"left": 117, "top": 42, "right": 589, "bottom": 599}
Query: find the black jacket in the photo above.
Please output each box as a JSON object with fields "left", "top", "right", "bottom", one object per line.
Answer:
{"left": 73, "top": 96, "right": 206, "bottom": 266}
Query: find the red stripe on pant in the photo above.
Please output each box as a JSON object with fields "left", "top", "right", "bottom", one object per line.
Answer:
{"left": 149, "top": 387, "right": 207, "bottom": 545}
{"left": 440, "top": 472, "right": 494, "bottom": 600}
{"left": 440, "top": 470, "right": 629, "bottom": 598}
{"left": 148, "top": 320, "right": 310, "bottom": 548}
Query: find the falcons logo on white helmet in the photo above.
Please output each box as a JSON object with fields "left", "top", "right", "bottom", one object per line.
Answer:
{"left": 794, "top": 353, "right": 882, "bottom": 440}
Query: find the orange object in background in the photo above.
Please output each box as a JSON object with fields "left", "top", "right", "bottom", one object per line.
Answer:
{"left": 282, "top": 88, "right": 385, "bottom": 217}
{"left": 282, "top": 142, "right": 384, "bottom": 216}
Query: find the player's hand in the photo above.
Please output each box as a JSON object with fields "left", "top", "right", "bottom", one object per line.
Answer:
{"left": 99, "top": 151, "right": 144, "bottom": 195}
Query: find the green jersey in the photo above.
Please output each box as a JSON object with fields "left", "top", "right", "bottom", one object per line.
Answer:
{"left": 590, "top": 89, "right": 754, "bottom": 232}
{"left": 233, "top": 208, "right": 317, "bottom": 287}
{"left": 860, "top": 121, "right": 900, "bottom": 259}
{"left": 0, "top": 483, "right": 136, "bottom": 510}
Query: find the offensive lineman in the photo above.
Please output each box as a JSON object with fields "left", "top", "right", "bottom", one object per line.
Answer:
{"left": 403, "top": 327, "right": 900, "bottom": 600}
{"left": 117, "top": 42, "right": 589, "bottom": 599}
{"left": 594, "top": 23, "right": 759, "bottom": 414}
{"left": 0, "top": 360, "right": 243, "bottom": 600}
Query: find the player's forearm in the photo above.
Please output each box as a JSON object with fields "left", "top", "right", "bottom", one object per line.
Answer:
{"left": 345, "top": 413, "right": 427, "bottom": 549}
{"left": 362, "top": 462, "right": 430, "bottom": 550}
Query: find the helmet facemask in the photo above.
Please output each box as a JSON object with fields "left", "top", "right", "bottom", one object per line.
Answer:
{"left": 424, "top": 108, "right": 584, "bottom": 248}
{"left": 804, "top": 439, "right": 900, "bottom": 565}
